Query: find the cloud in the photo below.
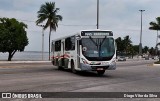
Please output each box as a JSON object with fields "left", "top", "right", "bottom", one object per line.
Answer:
{"left": 12, "top": 0, "right": 35, "bottom": 11}
{"left": 1, "top": 0, "right": 160, "bottom": 51}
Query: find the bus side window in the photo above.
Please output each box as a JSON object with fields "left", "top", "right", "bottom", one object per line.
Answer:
{"left": 65, "top": 36, "right": 75, "bottom": 51}
{"left": 70, "top": 36, "right": 75, "bottom": 50}
{"left": 65, "top": 38, "right": 71, "bottom": 51}
{"left": 55, "top": 40, "right": 61, "bottom": 51}
{"left": 51, "top": 42, "right": 55, "bottom": 52}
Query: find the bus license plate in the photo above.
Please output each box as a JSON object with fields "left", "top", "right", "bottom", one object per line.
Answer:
{"left": 97, "top": 68, "right": 103, "bottom": 70}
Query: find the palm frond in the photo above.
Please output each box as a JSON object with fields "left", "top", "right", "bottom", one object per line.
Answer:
{"left": 53, "top": 8, "right": 60, "bottom": 14}
{"left": 36, "top": 1, "right": 62, "bottom": 31}
{"left": 43, "top": 19, "right": 50, "bottom": 30}
{"left": 56, "top": 15, "right": 63, "bottom": 21}
{"left": 149, "top": 20, "right": 160, "bottom": 30}
{"left": 156, "top": 17, "right": 160, "bottom": 25}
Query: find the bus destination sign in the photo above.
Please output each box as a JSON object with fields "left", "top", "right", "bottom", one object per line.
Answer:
{"left": 81, "top": 31, "right": 113, "bottom": 36}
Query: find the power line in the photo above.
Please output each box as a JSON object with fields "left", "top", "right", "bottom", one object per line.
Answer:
{"left": 59, "top": 24, "right": 96, "bottom": 27}
{"left": 19, "top": 19, "right": 97, "bottom": 27}
{"left": 0, "top": 16, "right": 148, "bottom": 30}
{"left": 19, "top": 19, "right": 35, "bottom": 22}
{"left": 0, "top": 16, "right": 97, "bottom": 27}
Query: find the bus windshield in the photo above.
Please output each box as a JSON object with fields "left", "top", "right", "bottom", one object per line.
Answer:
{"left": 82, "top": 37, "right": 115, "bottom": 61}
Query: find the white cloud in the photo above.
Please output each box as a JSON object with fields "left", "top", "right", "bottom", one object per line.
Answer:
{"left": 1, "top": 0, "right": 160, "bottom": 51}
{"left": 12, "top": 0, "right": 35, "bottom": 10}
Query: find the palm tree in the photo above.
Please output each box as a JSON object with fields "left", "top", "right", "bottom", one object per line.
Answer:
{"left": 115, "top": 37, "right": 123, "bottom": 52}
{"left": 155, "top": 43, "right": 160, "bottom": 62}
{"left": 123, "top": 35, "right": 132, "bottom": 54}
{"left": 143, "top": 46, "right": 149, "bottom": 54}
{"left": 115, "top": 36, "right": 132, "bottom": 56}
{"left": 149, "top": 17, "right": 160, "bottom": 46}
{"left": 36, "top": 2, "right": 63, "bottom": 60}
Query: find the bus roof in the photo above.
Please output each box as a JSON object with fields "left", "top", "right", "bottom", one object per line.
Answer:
{"left": 80, "top": 29, "right": 112, "bottom": 32}
{"left": 52, "top": 33, "right": 79, "bottom": 42}
{"left": 52, "top": 29, "right": 113, "bottom": 42}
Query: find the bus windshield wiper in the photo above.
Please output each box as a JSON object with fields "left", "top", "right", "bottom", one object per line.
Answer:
{"left": 89, "top": 36, "right": 98, "bottom": 46}
{"left": 89, "top": 36, "right": 107, "bottom": 57}
{"left": 98, "top": 36, "right": 106, "bottom": 57}
{"left": 100, "top": 36, "right": 106, "bottom": 46}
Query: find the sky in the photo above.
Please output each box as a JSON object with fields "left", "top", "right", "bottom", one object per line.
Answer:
{"left": 0, "top": 0, "right": 160, "bottom": 52}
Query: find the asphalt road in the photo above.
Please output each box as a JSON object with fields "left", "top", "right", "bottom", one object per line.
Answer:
{"left": 0, "top": 60, "right": 160, "bottom": 101}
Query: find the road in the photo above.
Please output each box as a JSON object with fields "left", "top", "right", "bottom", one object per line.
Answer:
{"left": 0, "top": 60, "right": 160, "bottom": 101}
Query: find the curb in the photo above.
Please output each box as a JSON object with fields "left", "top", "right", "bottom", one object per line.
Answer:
{"left": 153, "top": 64, "right": 160, "bottom": 66}
{"left": 0, "top": 61, "right": 51, "bottom": 64}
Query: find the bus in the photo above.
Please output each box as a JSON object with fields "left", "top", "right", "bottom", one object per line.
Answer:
{"left": 51, "top": 29, "right": 116, "bottom": 75}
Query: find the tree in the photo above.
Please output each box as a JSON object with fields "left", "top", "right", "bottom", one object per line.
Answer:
{"left": 156, "top": 43, "right": 160, "bottom": 61}
{"left": 115, "top": 37, "right": 124, "bottom": 52}
{"left": 0, "top": 18, "right": 28, "bottom": 61}
{"left": 149, "top": 47, "right": 156, "bottom": 56}
{"left": 127, "top": 44, "right": 134, "bottom": 58}
{"left": 142, "top": 46, "right": 149, "bottom": 54}
{"left": 132, "top": 45, "right": 139, "bottom": 56}
{"left": 116, "top": 36, "right": 132, "bottom": 56}
{"left": 149, "top": 17, "right": 160, "bottom": 46}
{"left": 123, "top": 35, "right": 132, "bottom": 54}
{"left": 116, "top": 36, "right": 141, "bottom": 58}
{"left": 36, "top": 2, "right": 63, "bottom": 60}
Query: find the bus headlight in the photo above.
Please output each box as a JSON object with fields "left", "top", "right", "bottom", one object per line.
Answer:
{"left": 110, "top": 60, "right": 116, "bottom": 66}
{"left": 110, "top": 60, "right": 116, "bottom": 67}
{"left": 81, "top": 58, "right": 89, "bottom": 64}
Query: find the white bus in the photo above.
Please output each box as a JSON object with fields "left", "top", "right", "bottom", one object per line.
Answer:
{"left": 51, "top": 29, "right": 116, "bottom": 75}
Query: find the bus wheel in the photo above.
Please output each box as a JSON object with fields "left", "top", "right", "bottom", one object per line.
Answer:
{"left": 97, "top": 70, "right": 105, "bottom": 75}
{"left": 71, "top": 61, "right": 76, "bottom": 73}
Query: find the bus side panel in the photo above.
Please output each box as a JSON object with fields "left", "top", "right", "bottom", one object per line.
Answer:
{"left": 76, "top": 40, "right": 81, "bottom": 70}
{"left": 63, "top": 36, "right": 79, "bottom": 70}
{"left": 52, "top": 40, "right": 62, "bottom": 67}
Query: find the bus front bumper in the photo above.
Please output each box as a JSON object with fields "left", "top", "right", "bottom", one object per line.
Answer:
{"left": 80, "top": 62, "right": 116, "bottom": 71}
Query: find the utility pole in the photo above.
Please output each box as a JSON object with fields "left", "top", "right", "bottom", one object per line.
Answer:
{"left": 97, "top": 0, "right": 99, "bottom": 29}
{"left": 37, "top": 24, "right": 45, "bottom": 60}
{"left": 42, "top": 28, "right": 44, "bottom": 60}
{"left": 139, "top": 10, "right": 145, "bottom": 56}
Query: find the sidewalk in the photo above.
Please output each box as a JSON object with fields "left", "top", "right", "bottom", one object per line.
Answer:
{"left": 0, "top": 60, "right": 51, "bottom": 64}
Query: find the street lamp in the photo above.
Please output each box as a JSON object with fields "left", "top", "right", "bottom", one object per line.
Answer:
{"left": 97, "top": 0, "right": 99, "bottom": 29}
{"left": 139, "top": 10, "right": 145, "bottom": 56}
{"left": 37, "top": 24, "right": 45, "bottom": 60}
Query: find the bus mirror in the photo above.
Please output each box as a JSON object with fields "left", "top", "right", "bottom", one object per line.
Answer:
{"left": 76, "top": 35, "right": 81, "bottom": 40}
{"left": 79, "top": 40, "right": 82, "bottom": 45}
{"left": 115, "top": 42, "right": 117, "bottom": 50}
